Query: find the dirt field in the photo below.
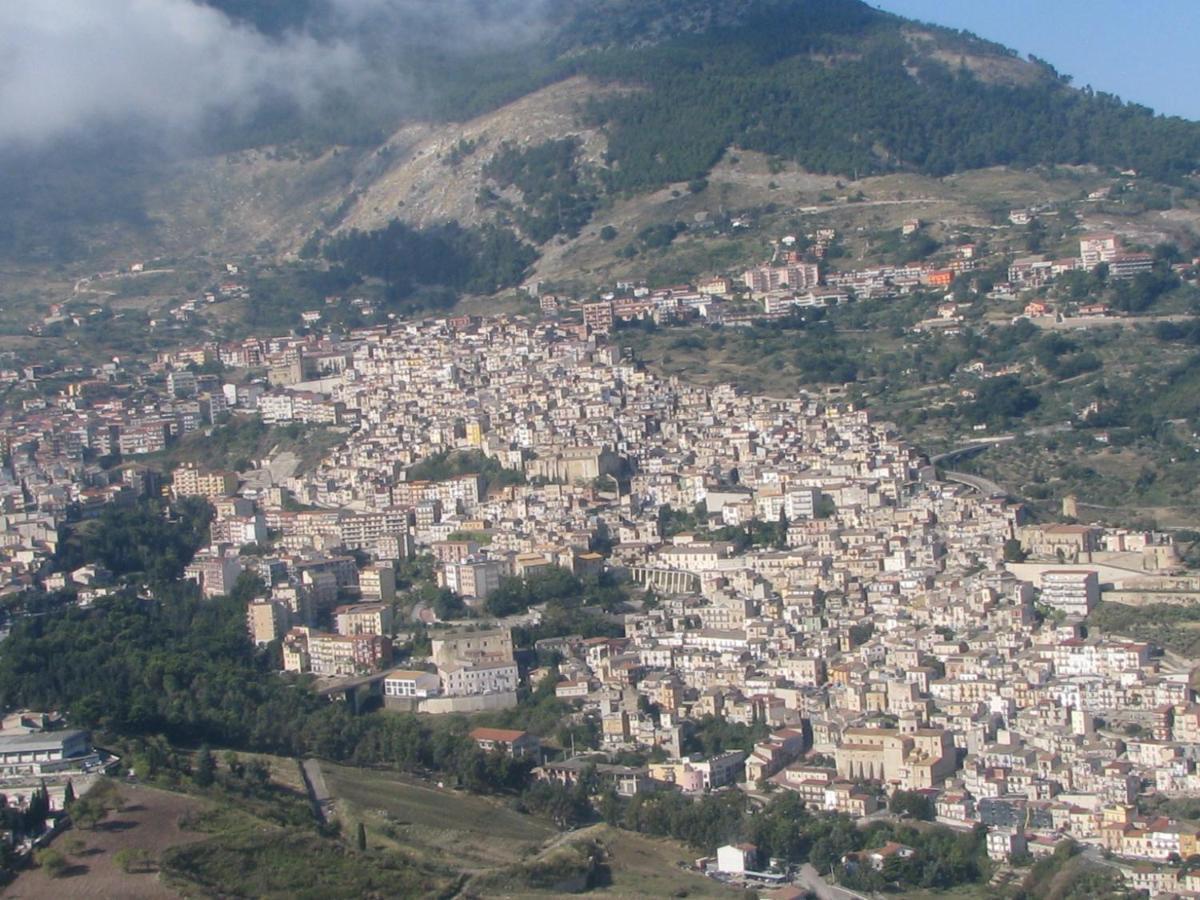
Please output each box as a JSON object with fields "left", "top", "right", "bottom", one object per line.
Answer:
{"left": 3, "top": 784, "right": 206, "bottom": 900}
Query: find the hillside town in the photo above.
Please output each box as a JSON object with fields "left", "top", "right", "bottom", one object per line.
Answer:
{"left": 565, "top": 229, "right": 1196, "bottom": 336}
{"left": 5, "top": 308, "right": 1200, "bottom": 893}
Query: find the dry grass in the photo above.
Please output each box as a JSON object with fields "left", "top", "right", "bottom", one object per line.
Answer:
{"left": 320, "top": 763, "right": 554, "bottom": 873}
{"left": 585, "top": 824, "right": 740, "bottom": 899}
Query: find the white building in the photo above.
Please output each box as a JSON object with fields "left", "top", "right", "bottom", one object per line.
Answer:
{"left": 1040, "top": 570, "right": 1099, "bottom": 617}
{"left": 715, "top": 843, "right": 759, "bottom": 874}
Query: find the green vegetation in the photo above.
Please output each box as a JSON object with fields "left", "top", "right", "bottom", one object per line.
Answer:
{"left": 53, "top": 498, "right": 213, "bottom": 582}
{"left": 445, "top": 530, "right": 493, "bottom": 545}
{"left": 0, "top": 784, "right": 52, "bottom": 880}
{"left": 1089, "top": 601, "right": 1200, "bottom": 657}
{"left": 161, "top": 829, "right": 454, "bottom": 899}
{"left": 657, "top": 502, "right": 710, "bottom": 537}
{"left": 682, "top": 716, "right": 768, "bottom": 756}
{"left": 33, "top": 848, "right": 69, "bottom": 878}
{"left": 68, "top": 778, "right": 125, "bottom": 830}
{"left": 578, "top": 2, "right": 1200, "bottom": 189}
{"left": 607, "top": 790, "right": 989, "bottom": 892}
{"left": 322, "top": 219, "right": 538, "bottom": 305}
{"left": 511, "top": 597, "right": 626, "bottom": 648}
{"left": 965, "top": 375, "right": 1040, "bottom": 427}
{"left": 482, "top": 138, "right": 599, "bottom": 243}
{"left": 472, "top": 839, "right": 606, "bottom": 894}
{"left": 148, "top": 418, "right": 342, "bottom": 476}
{"left": 1011, "top": 839, "right": 1129, "bottom": 900}
{"left": 889, "top": 789, "right": 936, "bottom": 821}
{"left": 0, "top": 585, "right": 523, "bottom": 795}
{"left": 320, "top": 763, "right": 556, "bottom": 874}
{"left": 113, "top": 847, "right": 156, "bottom": 874}
{"left": 405, "top": 449, "right": 526, "bottom": 495}
{"left": 485, "top": 565, "right": 585, "bottom": 617}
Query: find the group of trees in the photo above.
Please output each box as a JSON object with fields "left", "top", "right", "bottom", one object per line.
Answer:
{"left": 578, "top": 8, "right": 1200, "bottom": 190}
{"left": 0, "top": 783, "right": 53, "bottom": 879}
{"left": 481, "top": 138, "right": 599, "bottom": 243}
{"left": 53, "top": 498, "right": 213, "bottom": 583}
{"left": 964, "top": 375, "right": 1040, "bottom": 427}
{"left": 485, "top": 565, "right": 582, "bottom": 617}
{"left": 322, "top": 219, "right": 537, "bottom": 303}
{"left": 593, "top": 788, "right": 989, "bottom": 892}
{"left": 484, "top": 566, "right": 626, "bottom": 619}
{"left": 1034, "top": 333, "right": 1102, "bottom": 380}
{"left": 404, "top": 450, "right": 525, "bottom": 497}
{"left": 681, "top": 715, "right": 768, "bottom": 757}
{"left": 0, "top": 585, "right": 539, "bottom": 796}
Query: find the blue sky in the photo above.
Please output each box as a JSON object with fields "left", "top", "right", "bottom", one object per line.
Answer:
{"left": 874, "top": 1, "right": 1200, "bottom": 121}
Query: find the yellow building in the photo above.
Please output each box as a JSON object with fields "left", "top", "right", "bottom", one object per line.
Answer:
{"left": 834, "top": 726, "right": 955, "bottom": 788}
{"left": 172, "top": 463, "right": 238, "bottom": 500}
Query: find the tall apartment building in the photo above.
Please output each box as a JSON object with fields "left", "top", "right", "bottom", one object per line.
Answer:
{"left": 1107, "top": 252, "right": 1154, "bottom": 280}
{"left": 210, "top": 514, "right": 267, "bottom": 545}
{"left": 166, "top": 370, "right": 197, "bottom": 399}
{"left": 358, "top": 565, "right": 396, "bottom": 602}
{"left": 1079, "top": 233, "right": 1120, "bottom": 267}
{"left": 742, "top": 263, "right": 820, "bottom": 294}
{"left": 785, "top": 487, "right": 819, "bottom": 520}
{"left": 443, "top": 558, "right": 503, "bottom": 600}
{"left": 184, "top": 551, "right": 244, "bottom": 599}
{"left": 583, "top": 301, "right": 615, "bottom": 333}
{"left": 334, "top": 602, "right": 393, "bottom": 636}
{"left": 247, "top": 598, "right": 290, "bottom": 646}
{"left": 173, "top": 463, "right": 238, "bottom": 500}
{"left": 337, "top": 509, "right": 412, "bottom": 552}
{"left": 1040, "top": 570, "right": 1100, "bottom": 617}
{"left": 282, "top": 627, "right": 392, "bottom": 677}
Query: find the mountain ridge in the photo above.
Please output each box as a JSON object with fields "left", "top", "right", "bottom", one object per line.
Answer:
{"left": 3, "top": 0, "right": 1198, "bottom": 270}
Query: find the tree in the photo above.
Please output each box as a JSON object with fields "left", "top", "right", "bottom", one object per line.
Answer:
{"left": 814, "top": 496, "right": 836, "bottom": 519}
{"left": 24, "top": 782, "right": 50, "bottom": 835}
{"left": 34, "top": 848, "right": 69, "bottom": 878}
{"left": 889, "top": 790, "right": 935, "bottom": 821}
{"left": 193, "top": 746, "right": 216, "bottom": 788}
{"left": 114, "top": 847, "right": 155, "bottom": 874}
{"left": 1003, "top": 539, "right": 1027, "bottom": 563}
{"left": 69, "top": 796, "right": 106, "bottom": 830}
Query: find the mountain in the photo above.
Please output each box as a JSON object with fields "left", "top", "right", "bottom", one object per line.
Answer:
{"left": 3, "top": 0, "right": 1199, "bottom": 271}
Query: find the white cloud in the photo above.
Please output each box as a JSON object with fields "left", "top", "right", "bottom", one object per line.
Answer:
{"left": 0, "top": 0, "right": 359, "bottom": 146}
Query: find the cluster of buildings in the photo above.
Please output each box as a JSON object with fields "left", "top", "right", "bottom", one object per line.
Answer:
{"left": 170, "top": 315, "right": 1195, "bottom": 886}
{"left": 9, "top": 295, "right": 1200, "bottom": 890}
{"left": 571, "top": 236, "right": 976, "bottom": 333}
{"left": 1008, "top": 233, "right": 1155, "bottom": 293}
{"left": 0, "top": 712, "right": 113, "bottom": 814}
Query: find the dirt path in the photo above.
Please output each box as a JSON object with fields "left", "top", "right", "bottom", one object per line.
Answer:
{"left": 300, "top": 759, "right": 334, "bottom": 824}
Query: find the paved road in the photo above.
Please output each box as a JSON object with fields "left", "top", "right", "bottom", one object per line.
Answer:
{"left": 301, "top": 758, "right": 334, "bottom": 824}
{"left": 942, "top": 469, "right": 1007, "bottom": 496}
{"left": 796, "top": 863, "right": 870, "bottom": 900}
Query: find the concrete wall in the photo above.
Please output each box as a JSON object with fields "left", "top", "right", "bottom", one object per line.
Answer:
{"left": 1102, "top": 590, "right": 1200, "bottom": 608}
{"left": 417, "top": 691, "right": 518, "bottom": 715}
